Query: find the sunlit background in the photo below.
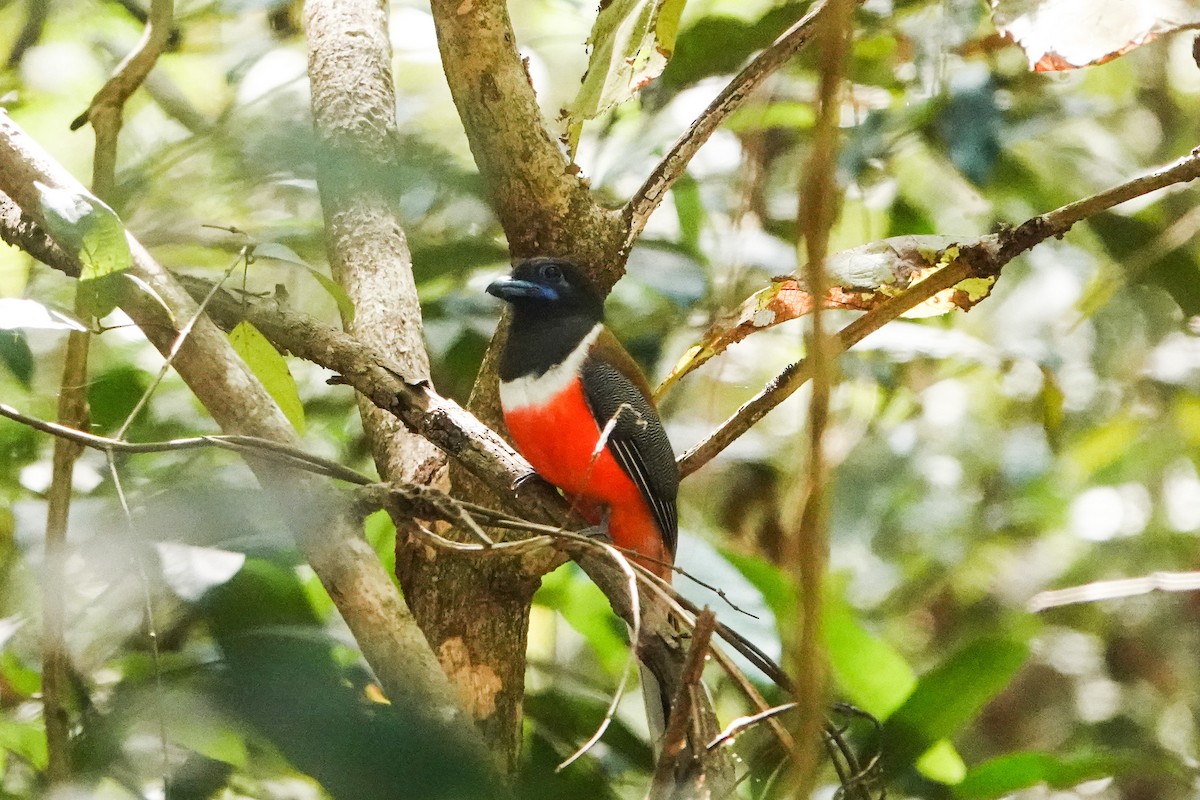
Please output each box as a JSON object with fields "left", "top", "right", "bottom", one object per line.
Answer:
{"left": 2, "top": 0, "right": 1200, "bottom": 797}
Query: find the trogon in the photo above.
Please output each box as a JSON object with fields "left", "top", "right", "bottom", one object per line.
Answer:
{"left": 487, "top": 257, "right": 679, "bottom": 583}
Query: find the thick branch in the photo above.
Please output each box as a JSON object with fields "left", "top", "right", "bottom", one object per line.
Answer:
{"left": 0, "top": 111, "right": 503, "bottom": 784}
{"left": 427, "top": 0, "right": 625, "bottom": 273}
{"left": 678, "top": 144, "right": 1200, "bottom": 477}
{"left": 623, "top": 0, "right": 829, "bottom": 251}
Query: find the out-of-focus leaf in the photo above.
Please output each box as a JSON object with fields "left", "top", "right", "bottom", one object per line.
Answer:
{"left": 935, "top": 77, "right": 1002, "bottom": 186}
{"left": 824, "top": 587, "right": 917, "bottom": 718}
{"left": 525, "top": 690, "right": 653, "bottom": 771}
{"left": 672, "top": 175, "right": 705, "bottom": 256}
{"left": 825, "top": 584, "right": 966, "bottom": 783}
{"left": 1086, "top": 213, "right": 1200, "bottom": 317}
{"left": 879, "top": 634, "right": 1031, "bottom": 776}
{"left": 35, "top": 181, "right": 132, "bottom": 317}
{"left": 658, "top": 1, "right": 806, "bottom": 93}
{"left": 718, "top": 548, "right": 795, "bottom": 624}
{"left": 726, "top": 101, "right": 817, "bottom": 132}
{"left": 954, "top": 750, "right": 1129, "bottom": 799}
{"left": 535, "top": 565, "right": 629, "bottom": 674}
{"left": 0, "top": 330, "right": 33, "bottom": 386}
{"left": 656, "top": 236, "right": 992, "bottom": 397}
{"left": 1065, "top": 417, "right": 1139, "bottom": 479}
{"left": 156, "top": 542, "right": 247, "bottom": 602}
{"left": 521, "top": 725, "right": 624, "bottom": 800}
{"left": 991, "top": 0, "right": 1200, "bottom": 72}
{"left": 201, "top": 559, "right": 494, "bottom": 800}
{"left": 0, "top": 718, "right": 48, "bottom": 770}
{"left": 228, "top": 320, "right": 305, "bottom": 433}
{"left": 87, "top": 365, "right": 149, "bottom": 433}
{"left": 0, "top": 298, "right": 87, "bottom": 331}
{"left": 564, "top": 0, "right": 689, "bottom": 150}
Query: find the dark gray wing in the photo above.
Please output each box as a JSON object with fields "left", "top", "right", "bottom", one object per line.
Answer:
{"left": 580, "top": 354, "right": 679, "bottom": 557}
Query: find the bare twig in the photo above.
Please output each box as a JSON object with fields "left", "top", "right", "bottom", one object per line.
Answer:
{"left": 707, "top": 702, "right": 797, "bottom": 752}
{"left": 647, "top": 608, "right": 719, "bottom": 798}
{"left": 1029, "top": 571, "right": 1200, "bottom": 612}
{"left": 789, "top": 0, "right": 853, "bottom": 794}
{"left": 70, "top": 0, "right": 173, "bottom": 140}
{"left": 622, "top": 0, "right": 829, "bottom": 252}
{"left": 0, "top": 115, "right": 504, "bottom": 780}
{"left": 678, "top": 144, "right": 1200, "bottom": 477}
{"left": 5, "top": 0, "right": 49, "bottom": 69}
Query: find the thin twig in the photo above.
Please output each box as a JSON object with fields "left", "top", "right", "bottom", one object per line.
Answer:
{"left": 677, "top": 144, "right": 1200, "bottom": 478}
{"left": 622, "top": 0, "right": 829, "bottom": 252}
{"left": 71, "top": 0, "right": 173, "bottom": 134}
{"left": 707, "top": 702, "right": 797, "bottom": 752}
{"left": 789, "top": 0, "right": 853, "bottom": 793}
{"left": 1029, "top": 570, "right": 1200, "bottom": 612}
{"left": 647, "top": 608, "right": 719, "bottom": 798}
{"left": 115, "top": 248, "right": 247, "bottom": 441}
{"left": 105, "top": 454, "right": 170, "bottom": 784}
{"left": 0, "top": 403, "right": 374, "bottom": 485}
{"left": 555, "top": 540, "right": 643, "bottom": 771}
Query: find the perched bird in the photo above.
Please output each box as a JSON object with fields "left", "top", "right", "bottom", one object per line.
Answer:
{"left": 487, "top": 257, "right": 679, "bottom": 582}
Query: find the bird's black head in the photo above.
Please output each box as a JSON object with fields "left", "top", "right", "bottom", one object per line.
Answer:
{"left": 486, "top": 257, "right": 604, "bottom": 319}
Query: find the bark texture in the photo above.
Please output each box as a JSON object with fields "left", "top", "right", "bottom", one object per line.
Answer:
{"left": 304, "top": 0, "right": 539, "bottom": 771}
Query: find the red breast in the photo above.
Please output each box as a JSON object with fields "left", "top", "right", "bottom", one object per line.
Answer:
{"left": 489, "top": 258, "right": 679, "bottom": 582}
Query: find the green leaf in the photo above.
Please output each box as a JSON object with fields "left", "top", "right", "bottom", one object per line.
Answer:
{"left": 534, "top": 564, "right": 629, "bottom": 674}
{"left": 0, "top": 331, "right": 33, "bottom": 387}
{"left": 228, "top": 320, "right": 305, "bottom": 433}
{"left": 565, "top": 0, "right": 689, "bottom": 139}
{"left": 955, "top": 751, "right": 1127, "bottom": 800}
{"left": 879, "top": 633, "right": 1031, "bottom": 777}
{"left": 35, "top": 182, "right": 131, "bottom": 281}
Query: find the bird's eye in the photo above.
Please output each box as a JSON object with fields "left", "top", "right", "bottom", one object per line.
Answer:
{"left": 542, "top": 263, "right": 563, "bottom": 281}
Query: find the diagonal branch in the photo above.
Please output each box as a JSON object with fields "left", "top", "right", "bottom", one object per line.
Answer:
{"left": 0, "top": 111, "right": 505, "bottom": 786}
{"left": 622, "top": 0, "right": 830, "bottom": 251}
{"left": 677, "top": 144, "right": 1200, "bottom": 477}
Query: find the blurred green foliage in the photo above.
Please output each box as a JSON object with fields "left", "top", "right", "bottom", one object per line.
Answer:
{"left": 2, "top": 0, "right": 1200, "bottom": 798}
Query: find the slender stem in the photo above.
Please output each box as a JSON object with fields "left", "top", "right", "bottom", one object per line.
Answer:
{"left": 41, "top": 325, "right": 88, "bottom": 785}
{"left": 647, "top": 608, "right": 718, "bottom": 797}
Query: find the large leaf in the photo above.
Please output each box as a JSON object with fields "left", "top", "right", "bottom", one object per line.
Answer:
{"left": 878, "top": 633, "right": 1031, "bottom": 777}
{"left": 955, "top": 750, "right": 1130, "bottom": 799}
{"left": 228, "top": 320, "right": 305, "bottom": 433}
{"left": 35, "top": 181, "right": 132, "bottom": 317}
{"left": 991, "top": 0, "right": 1200, "bottom": 72}
{"left": 563, "top": 0, "right": 689, "bottom": 151}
